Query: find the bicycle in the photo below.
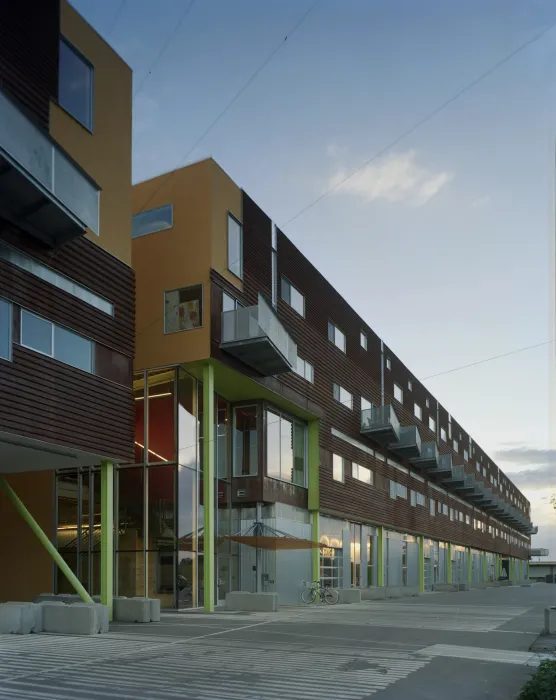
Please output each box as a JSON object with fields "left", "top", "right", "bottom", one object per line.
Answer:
{"left": 301, "top": 580, "right": 339, "bottom": 605}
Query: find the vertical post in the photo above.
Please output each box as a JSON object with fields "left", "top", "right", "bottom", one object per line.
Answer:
{"left": 418, "top": 536, "right": 425, "bottom": 593}
{"left": 307, "top": 420, "right": 320, "bottom": 583}
{"left": 377, "top": 526, "right": 384, "bottom": 586}
{"left": 447, "top": 543, "right": 452, "bottom": 583}
{"left": 467, "top": 547, "right": 472, "bottom": 584}
{"left": 483, "top": 552, "right": 487, "bottom": 582}
{"left": 255, "top": 502, "right": 262, "bottom": 593}
{"left": 101, "top": 460, "right": 114, "bottom": 619}
{"left": 311, "top": 512, "right": 320, "bottom": 583}
{"left": 203, "top": 363, "right": 215, "bottom": 612}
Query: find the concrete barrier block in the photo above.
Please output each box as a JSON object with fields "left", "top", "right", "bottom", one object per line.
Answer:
{"left": 226, "top": 592, "right": 278, "bottom": 612}
{"left": 0, "top": 603, "right": 38, "bottom": 634}
{"left": 337, "top": 588, "right": 361, "bottom": 604}
{"left": 433, "top": 583, "right": 458, "bottom": 593}
{"left": 385, "top": 586, "right": 403, "bottom": 598}
{"left": 64, "top": 604, "right": 98, "bottom": 636}
{"left": 94, "top": 604, "right": 109, "bottom": 633}
{"left": 402, "top": 586, "right": 421, "bottom": 597}
{"left": 499, "top": 580, "right": 511, "bottom": 587}
{"left": 113, "top": 597, "right": 152, "bottom": 623}
{"left": 150, "top": 598, "right": 161, "bottom": 623}
{"left": 361, "top": 587, "right": 386, "bottom": 600}
{"left": 544, "top": 608, "right": 556, "bottom": 634}
{"left": 40, "top": 602, "right": 68, "bottom": 634}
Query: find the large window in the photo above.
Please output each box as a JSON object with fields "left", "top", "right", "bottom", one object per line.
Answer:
{"left": 328, "top": 321, "right": 346, "bottom": 352}
{"left": 164, "top": 285, "right": 203, "bottom": 333}
{"left": 233, "top": 406, "right": 258, "bottom": 476}
{"left": 266, "top": 409, "right": 306, "bottom": 487}
{"left": 0, "top": 299, "right": 11, "bottom": 361}
{"left": 227, "top": 214, "right": 243, "bottom": 279}
{"left": 59, "top": 38, "right": 93, "bottom": 130}
{"left": 20, "top": 310, "right": 93, "bottom": 372}
{"left": 132, "top": 204, "right": 173, "bottom": 239}
{"left": 281, "top": 277, "right": 305, "bottom": 317}
{"left": 333, "top": 382, "right": 352, "bottom": 409}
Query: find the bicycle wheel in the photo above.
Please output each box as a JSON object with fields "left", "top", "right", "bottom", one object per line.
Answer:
{"left": 323, "top": 587, "right": 339, "bottom": 605}
{"left": 301, "top": 586, "right": 317, "bottom": 604}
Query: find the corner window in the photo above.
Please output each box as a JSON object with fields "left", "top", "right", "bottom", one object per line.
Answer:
{"left": 414, "top": 403, "right": 422, "bottom": 421}
{"left": 266, "top": 409, "right": 306, "bottom": 487}
{"left": 58, "top": 38, "right": 93, "bottom": 130}
{"left": 386, "top": 357, "right": 391, "bottom": 370}
{"left": 394, "top": 383, "right": 403, "bottom": 403}
{"left": 333, "top": 382, "right": 352, "bottom": 410}
{"left": 352, "top": 463, "right": 372, "bottom": 485}
{"left": 440, "top": 427, "right": 447, "bottom": 442}
{"left": 429, "top": 416, "right": 436, "bottom": 432}
{"left": 294, "top": 356, "right": 314, "bottom": 383}
{"left": 132, "top": 204, "right": 173, "bottom": 239}
{"left": 360, "top": 332, "right": 367, "bottom": 350}
{"left": 233, "top": 406, "right": 258, "bottom": 476}
{"left": 164, "top": 285, "right": 203, "bottom": 333}
{"left": 328, "top": 321, "right": 346, "bottom": 352}
{"left": 227, "top": 214, "right": 243, "bottom": 279}
{"left": 281, "top": 277, "right": 305, "bottom": 317}
{"left": 0, "top": 298, "right": 12, "bottom": 361}
{"left": 333, "top": 454, "right": 344, "bottom": 482}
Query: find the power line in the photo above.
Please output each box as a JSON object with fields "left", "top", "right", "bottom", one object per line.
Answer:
{"left": 133, "top": 0, "right": 196, "bottom": 100}
{"left": 421, "top": 339, "right": 555, "bottom": 381}
{"left": 106, "top": 0, "right": 127, "bottom": 38}
{"left": 280, "top": 21, "right": 556, "bottom": 228}
{"left": 133, "top": 1, "right": 319, "bottom": 218}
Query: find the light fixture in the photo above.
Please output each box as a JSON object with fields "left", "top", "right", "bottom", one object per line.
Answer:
{"left": 135, "top": 392, "right": 172, "bottom": 401}
{"left": 135, "top": 441, "right": 168, "bottom": 462}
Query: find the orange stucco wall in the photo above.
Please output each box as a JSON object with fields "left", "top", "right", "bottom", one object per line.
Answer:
{"left": 50, "top": 0, "right": 132, "bottom": 267}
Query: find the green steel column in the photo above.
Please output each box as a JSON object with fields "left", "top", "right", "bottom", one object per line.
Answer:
{"left": 203, "top": 363, "right": 215, "bottom": 612}
{"left": 100, "top": 461, "right": 114, "bottom": 619}
{"left": 308, "top": 420, "right": 320, "bottom": 583}
{"left": 418, "top": 536, "right": 425, "bottom": 593}
{"left": 311, "top": 513, "right": 320, "bottom": 582}
{"left": 377, "top": 526, "right": 384, "bottom": 586}
{"left": 447, "top": 543, "right": 452, "bottom": 583}
{"left": 0, "top": 476, "right": 93, "bottom": 603}
{"left": 467, "top": 547, "right": 472, "bottom": 583}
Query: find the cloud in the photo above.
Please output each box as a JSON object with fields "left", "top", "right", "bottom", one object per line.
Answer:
{"left": 471, "top": 195, "right": 490, "bottom": 208}
{"left": 328, "top": 150, "right": 453, "bottom": 207}
{"left": 326, "top": 142, "right": 346, "bottom": 158}
{"left": 495, "top": 445, "right": 556, "bottom": 491}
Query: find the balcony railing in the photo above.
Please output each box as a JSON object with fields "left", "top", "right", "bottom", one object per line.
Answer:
{"left": 0, "top": 90, "right": 99, "bottom": 246}
{"left": 361, "top": 404, "right": 401, "bottom": 444}
{"left": 389, "top": 425, "right": 422, "bottom": 460}
{"left": 220, "top": 295, "right": 297, "bottom": 376}
{"left": 412, "top": 441, "right": 439, "bottom": 470}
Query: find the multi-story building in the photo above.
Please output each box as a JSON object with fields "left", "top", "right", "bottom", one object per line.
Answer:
{"left": 129, "top": 158, "right": 536, "bottom": 611}
{"left": 0, "top": 0, "right": 134, "bottom": 607}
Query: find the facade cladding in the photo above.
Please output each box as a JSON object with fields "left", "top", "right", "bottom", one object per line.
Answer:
{"left": 130, "top": 160, "right": 534, "bottom": 610}
{"left": 0, "top": 0, "right": 134, "bottom": 603}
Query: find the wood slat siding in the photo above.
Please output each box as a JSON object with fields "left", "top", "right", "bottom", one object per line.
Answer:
{"left": 0, "top": 0, "right": 59, "bottom": 129}
{"left": 210, "top": 192, "right": 529, "bottom": 560}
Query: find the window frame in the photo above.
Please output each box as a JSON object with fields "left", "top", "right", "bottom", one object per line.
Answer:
{"left": 386, "top": 357, "right": 391, "bottom": 370}
{"left": 429, "top": 415, "right": 436, "bottom": 433}
{"left": 352, "top": 462, "right": 373, "bottom": 485}
{"left": 265, "top": 406, "right": 308, "bottom": 488}
{"left": 393, "top": 383, "right": 403, "bottom": 403}
{"left": 227, "top": 212, "right": 243, "bottom": 280}
{"left": 328, "top": 321, "right": 346, "bottom": 353}
{"left": 333, "top": 382, "right": 353, "bottom": 410}
{"left": 58, "top": 36, "right": 94, "bottom": 132}
{"left": 0, "top": 297, "right": 12, "bottom": 362}
{"left": 164, "top": 284, "right": 204, "bottom": 334}
{"left": 440, "top": 427, "right": 447, "bottom": 442}
{"left": 360, "top": 331, "right": 368, "bottom": 350}
{"left": 280, "top": 276, "right": 305, "bottom": 317}
{"left": 414, "top": 402, "right": 422, "bottom": 421}
{"left": 294, "top": 355, "right": 314, "bottom": 383}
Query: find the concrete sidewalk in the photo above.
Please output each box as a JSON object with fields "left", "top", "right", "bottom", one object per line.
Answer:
{"left": 0, "top": 584, "right": 553, "bottom": 699}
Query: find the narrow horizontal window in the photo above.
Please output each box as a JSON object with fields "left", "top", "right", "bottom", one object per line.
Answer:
{"left": 333, "top": 382, "right": 352, "bottom": 410}
{"left": 164, "top": 285, "right": 203, "bottom": 333}
{"left": 132, "top": 204, "right": 173, "bottom": 239}
{"left": 294, "top": 356, "right": 314, "bottom": 383}
{"left": 281, "top": 277, "right": 305, "bottom": 317}
{"left": 328, "top": 321, "right": 346, "bottom": 352}
{"left": 0, "top": 298, "right": 12, "bottom": 361}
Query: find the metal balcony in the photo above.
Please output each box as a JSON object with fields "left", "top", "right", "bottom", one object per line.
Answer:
{"left": 389, "top": 425, "right": 422, "bottom": 460}
{"left": 0, "top": 90, "right": 99, "bottom": 246}
{"left": 531, "top": 525, "right": 538, "bottom": 535}
{"left": 443, "top": 466, "right": 477, "bottom": 494}
{"left": 426, "top": 453, "right": 453, "bottom": 478}
{"left": 361, "top": 404, "right": 400, "bottom": 444}
{"left": 411, "top": 441, "right": 439, "bottom": 469}
{"left": 221, "top": 295, "right": 297, "bottom": 375}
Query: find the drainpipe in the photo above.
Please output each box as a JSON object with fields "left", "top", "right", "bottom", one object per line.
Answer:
{"left": 380, "top": 340, "right": 385, "bottom": 406}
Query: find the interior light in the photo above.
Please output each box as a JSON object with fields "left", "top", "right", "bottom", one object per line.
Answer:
{"left": 135, "top": 392, "right": 172, "bottom": 401}
{"left": 135, "top": 441, "right": 169, "bottom": 462}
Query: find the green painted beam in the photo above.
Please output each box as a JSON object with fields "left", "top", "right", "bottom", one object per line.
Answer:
{"left": 100, "top": 461, "right": 114, "bottom": 619}
{"left": 307, "top": 420, "right": 319, "bottom": 512}
{"left": 447, "top": 543, "right": 452, "bottom": 583}
{"left": 377, "top": 527, "right": 384, "bottom": 586}
{"left": 0, "top": 476, "right": 93, "bottom": 603}
{"left": 311, "top": 512, "right": 320, "bottom": 582}
{"left": 418, "top": 536, "right": 425, "bottom": 593}
{"left": 203, "top": 363, "right": 215, "bottom": 612}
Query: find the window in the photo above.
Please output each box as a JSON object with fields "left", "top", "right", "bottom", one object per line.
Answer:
{"left": 453, "top": 439, "right": 459, "bottom": 452}
{"left": 390, "top": 480, "right": 397, "bottom": 499}
{"left": 386, "top": 357, "right": 391, "bottom": 370}
{"left": 437, "top": 501, "right": 442, "bottom": 513}
{"left": 442, "top": 504, "right": 448, "bottom": 516}
{"left": 294, "top": 356, "right": 314, "bottom": 383}
{"left": 0, "top": 299, "right": 11, "bottom": 361}
{"left": 408, "top": 380, "right": 413, "bottom": 391}
{"left": 227, "top": 214, "right": 243, "bottom": 279}
{"left": 281, "top": 277, "right": 305, "bottom": 317}
{"left": 394, "top": 383, "right": 403, "bottom": 403}
{"left": 397, "top": 483, "right": 407, "bottom": 499}
{"left": 465, "top": 514, "right": 470, "bottom": 525}
{"left": 352, "top": 463, "right": 373, "bottom": 485}
{"left": 463, "top": 449, "right": 469, "bottom": 462}
{"left": 476, "top": 462, "right": 481, "bottom": 472}
{"left": 266, "top": 409, "right": 306, "bottom": 487}
{"left": 132, "top": 204, "right": 173, "bottom": 239}
{"left": 430, "top": 498, "right": 435, "bottom": 516}
{"left": 222, "top": 291, "right": 242, "bottom": 313}
{"left": 0, "top": 242, "right": 113, "bottom": 315}
{"left": 440, "top": 427, "right": 447, "bottom": 442}
{"left": 20, "top": 310, "right": 93, "bottom": 372}
{"left": 360, "top": 332, "right": 367, "bottom": 349}
{"left": 429, "top": 416, "right": 436, "bottom": 432}
{"left": 59, "top": 38, "right": 93, "bottom": 130}
{"left": 459, "top": 512, "right": 464, "bottom": 523}
{"left": 448, "top": 421, "right": 452, "bottom": 439}
{"left": 414, "top": 403, "right": 422, "bottom": 420}
{"left": 333, "top": 454, "right": 344, "bottom": 482}
{"left": 233, "top": 406, "right": 258, "bottom": 476}
{"left": 426, "top": 398, "right": 430, "bottom": 408}
{"left": 416, "top": 493, "right": 426, "bottom": 507}
{"left": 483, "top": 467, "right": 487, "bottom": 478}
{"left": 333, "top": 383, "right": 352, "bottom": 410}
{"left": 410, "top": 490, "right": 416, "bottom": 507}
{"left": 328, "top": 321, "right": 346, "bottom": 352}
{"left": 164, "top": 285, "right": 202, "bottom": 333}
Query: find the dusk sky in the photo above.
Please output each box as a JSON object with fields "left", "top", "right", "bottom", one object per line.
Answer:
{"left": 72, "top": 0, "right": 556, "bottom": 551}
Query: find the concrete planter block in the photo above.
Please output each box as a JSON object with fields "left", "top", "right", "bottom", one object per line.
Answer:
{"left": 499, "top": 580, "right": 510, "bottom": 587}
{"left": 433, "top": 583, "right": 458, "bottom": 592}
{"left": 0, "top": 603, "right": 38, "bottom": 634}
{"left": 361, "top": 587, "right": 386, "bottom": 600}
{"left": 150, "top": 599, "right": 161, "bottom": 622}
{"left": 226, "top": 592, "right": 278, "bottom": 612}
{"left": 402, "top": 586, "right": 421, "bottom": 597}
{"left": 385, "top": 586, "right": 403, "bottom": 598}
{"left": 64, "top": 604, "right": 99, "bottom": 636}
{"left": 94, "top": 604, "right": 109, "bottom": 633}
{"left": 6, "top": 603, "right": 43, "bottom": 632}
{"left": 337, "top": 588, "right": 361, "bottom": 604}
{"left": 544, "top": 608, "right": 556, "bottom": 634}
{"left": 113, "top": 597, "right": 152, "bottom": 623}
